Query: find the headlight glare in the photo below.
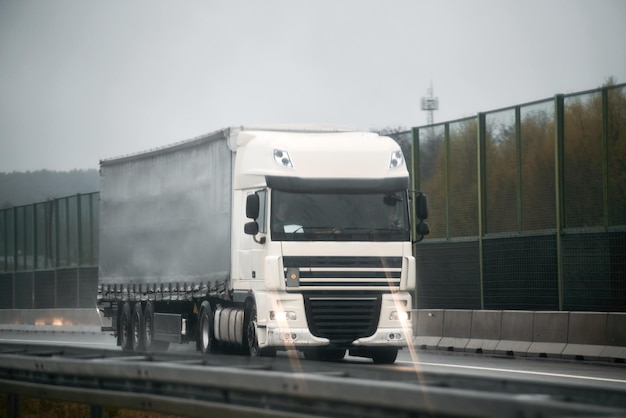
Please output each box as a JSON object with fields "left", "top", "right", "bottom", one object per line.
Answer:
{"left": 390, "top": 310, "right": 410, "bottom": 321}
{"left": 270, "top": 311, "right": 297, "bottom": 321}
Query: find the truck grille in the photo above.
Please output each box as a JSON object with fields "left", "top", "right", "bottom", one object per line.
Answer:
{"left": 304, "top": 294, "right": 381, "bottom": 344}
{"left": 283, "top": 256, "right": 402, "bottom": 289}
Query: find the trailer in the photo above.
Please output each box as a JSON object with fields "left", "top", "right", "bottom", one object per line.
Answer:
{"left": 97, "top": 126, "right": 428, "bottom": 363}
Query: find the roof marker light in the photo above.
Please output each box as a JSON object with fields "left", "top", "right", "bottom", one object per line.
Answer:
{"left": 274, "top": 149, "right": 294, "bottom": 169}
{"left": 389, "top": 150, "right": 404, "bottom": 169}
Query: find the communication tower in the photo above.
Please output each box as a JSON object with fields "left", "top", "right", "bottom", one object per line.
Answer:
{"left": 421, "top": 83, "right": 439, "bottom": 126}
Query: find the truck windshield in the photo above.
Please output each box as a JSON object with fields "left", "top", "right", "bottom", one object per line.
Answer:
{"left": 270, "top": 189, "right": 410, "bottom": 242}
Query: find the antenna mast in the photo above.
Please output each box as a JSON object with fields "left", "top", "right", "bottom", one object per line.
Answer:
{"left": 420, "top": 82, "right": 439, "bottom": 126}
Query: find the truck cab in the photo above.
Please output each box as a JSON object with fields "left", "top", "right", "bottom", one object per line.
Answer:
{"left": 231, "top": 129, "right": 426, "bottom": 363}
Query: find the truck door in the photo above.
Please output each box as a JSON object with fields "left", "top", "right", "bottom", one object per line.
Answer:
{"left": 239, "top": 189, "right": 268, "bottom": 284}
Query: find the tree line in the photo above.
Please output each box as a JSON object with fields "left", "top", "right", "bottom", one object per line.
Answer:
{"left": 0, "top": 169, "right": 99, "bottom": 209}
{"left": 417, "top": 81, "right": 626, "bottom": 238}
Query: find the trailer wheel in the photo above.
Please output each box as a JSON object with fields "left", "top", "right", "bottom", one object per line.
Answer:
{"left": 142, "top": 301, "right": 168, "bottom": 351}
{"left": 197, "top": 302, "right": 217, "bottom": 354}
{"left": 118, "top": 302, "right": 132, "bottom": 351}
{"left": 142, "top": 301, "right": 154, "bottom": 350}
{"left": 131, "top": 303, "right": 144, "bottom": 352}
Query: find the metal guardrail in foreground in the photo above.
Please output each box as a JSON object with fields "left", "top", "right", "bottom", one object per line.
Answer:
{"left": 0, "top": 343, "right": 625, "bottom": 418}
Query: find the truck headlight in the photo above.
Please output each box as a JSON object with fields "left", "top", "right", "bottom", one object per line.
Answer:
{"left": 270, "top": 311, "right": 297, "bottom": 321}
{"left": 390, "top": 310, "right": 410, "bottom": 321}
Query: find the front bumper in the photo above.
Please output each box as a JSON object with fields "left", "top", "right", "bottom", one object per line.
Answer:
{"left": 352, "top": 327, "right": 412, "bottom": 347}
{"left": 261, "top": 325, "right": 412, "bottom": 349}
{"left": 263, "top": 326, "right": 329, "bottom": 347}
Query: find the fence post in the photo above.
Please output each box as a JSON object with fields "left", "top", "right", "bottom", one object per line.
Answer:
{"left": 411, "top": 127, "right": 421, "bottom": 312}
{"left": 55, "top": 198, "right": 60, "bottom": 268}
{"left": 13, "top": 207, "right": 18, "bottom": 272}
{"left": 32, "top": 203, "right": 37, "bottom": 270}
{"left": 444, "top": 123, "right": 450, "bottom": 239}
{"left": 515, "top": 106, "right": 523, "bottom": 232}
{"left": 477, "top": 113, "right": 487, "bottom": 310}
{"left": 554, "top": 94, "right": 565, "bottom": 311}
{"left": 22, "top": 206, "right": 27, "bottom": 269}
{"left": 65, "top": 197, "right": 70, "bottom": 266}
{"left": 89, "top": 193, "right": 95, "bottom": 266}
{"left": 77, "top": 193, "right": 83, "bottom": 266}
{"left": 1, "top": 210, "right": 4, "bottom": 271}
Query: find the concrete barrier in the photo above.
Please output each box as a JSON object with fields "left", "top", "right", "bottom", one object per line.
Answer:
{"left": 413, "top": 309, "right": 626, "bottom": 362}
{"left": 495, "top": 310, "right": 533, "bottom": 356}
{"left": 601, "top": 312, "right": 626, "bottom": 360}
{"left": 562, "top": 312, "right": 607, "bottom": 360}
{"left": 414, "top": 309, "right": 444, "bottom": 349}
{"left": 466, "top": 310, "right": 501, "bottom": 354}
{"left": 528, "top": 311, "right": 569, "bottom": 357}
{"left": 0, "top": 309, "right": 102, "bottom": 328}
{"left": 438, "top": 309, "right": 472, "bottom": 351}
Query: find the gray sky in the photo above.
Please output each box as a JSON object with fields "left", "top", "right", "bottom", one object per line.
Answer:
{"left": 1, "top": 0, "right": 625, "bottom": 172}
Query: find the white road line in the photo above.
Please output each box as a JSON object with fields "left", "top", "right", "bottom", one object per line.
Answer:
{"left": 397, "top": 360, "right": 626, "bottom": 384}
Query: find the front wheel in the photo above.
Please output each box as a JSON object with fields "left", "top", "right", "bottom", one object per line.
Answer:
{"left": 245, "top": 305, "right": 276, "bottom": 358}
{"left": 246, "top": 317, "right": 260, "bottom": 357}
{"left": 371, "top": 348, "right": 398, "bottom": 365}
{"left": 303, "top": 348, "right": 346, "bottom": 361}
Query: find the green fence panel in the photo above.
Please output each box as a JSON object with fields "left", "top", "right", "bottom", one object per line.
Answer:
{"left": 607, "top": 86, "right": 626, "bottom": 227}
{"left": 563, "top": 91, "right": 604, "bottom": 228}
{"left": 448, "top": 119, "right": 479, "bottom": 238}
{"left": 485, "top": 108, "right": 518, "bottom": 234}
{"left": 520, "top": 100, "right": 556, "bottom": 231}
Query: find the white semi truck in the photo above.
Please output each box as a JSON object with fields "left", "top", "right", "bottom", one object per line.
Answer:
{"left": 97, "top": 126, "right": 429, "bottom": 364}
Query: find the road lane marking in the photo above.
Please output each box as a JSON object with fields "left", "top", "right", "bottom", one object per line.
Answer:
{"left": 397, "top": 360, "right": 626, "bottom": 384}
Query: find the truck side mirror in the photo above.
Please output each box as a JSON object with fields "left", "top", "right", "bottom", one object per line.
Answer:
{"left": 416, "top": 221, "right": 430, "bottom": 236}
{"left": 246, "top": 193, "right": 260, "bottom": 219}
{"left": 415, "top": 193, "right": 428, "bottom": 220}
{"left": 244, "top": 221, "right": 259, "bottom": 235}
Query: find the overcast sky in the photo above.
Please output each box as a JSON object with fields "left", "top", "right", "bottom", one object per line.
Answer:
{"left": 1, "top": 0, "right": 624, "bottom": 172}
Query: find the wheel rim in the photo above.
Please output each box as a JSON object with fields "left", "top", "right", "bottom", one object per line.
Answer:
{"left": 247, "top": 320, "right": 258, "bottom": 356}
{"left": 120, "top": 303, "right": 131, "bottom": 350}
{"left": 201, "top": 313, "right": 210, "bottom": 351}
{"left": 144, "top": 311, "right": 153, "bottom": 347}
{"left": 121, "top": 319, "right": 129, "bottom": 347}
{"left": 132, "top": 312, "right": 141, "bottom": 349}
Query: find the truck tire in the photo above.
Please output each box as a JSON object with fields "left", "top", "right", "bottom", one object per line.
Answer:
{"left": 118, "top": 302, "right": 132, "bottom": 351}
{"left": 197, "top": 302, "right": 217, "bottom": 354}
{"left": 131, "top": 303, "right": 144, "bottom": 352}
{"left": 371, "top": 348, "right": 398, "bottom": 364}
{"left": 245, "top": 304, "right": 276, "bottom": 358}
{"left": 246, "top": 315, "right": 260, "bottom": 357}
{"left": 142, "top": 301, "right": 155, "bottom": 350}
{"left": 143, "top": 301, "right": 169, "bottom": 352}
{"left": 304, "top": 348, "right": 345, "bottom": 361}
